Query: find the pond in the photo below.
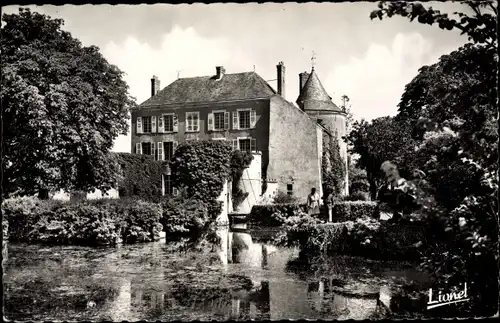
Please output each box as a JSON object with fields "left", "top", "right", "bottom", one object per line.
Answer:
{"left": 3, "top": 224, "right": 429, "bottom": 321}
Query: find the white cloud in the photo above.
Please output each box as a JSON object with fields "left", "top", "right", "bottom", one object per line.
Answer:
{"left": 104, "top": 25, "right": 254, "bottom": 153}
{"left": 324, "top": 32, "right": 455, "bottom": 122}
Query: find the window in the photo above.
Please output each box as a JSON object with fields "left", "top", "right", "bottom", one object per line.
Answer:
{"left": 186, "top": 112, "right": 200, "bottom": 132}
{"left": 164, "top": 114, "right": 174, "bottom": 132}
{"left": 142, "top": 116, "right": 152, "bottom": 133}
{"left": 164, "top": 175, "right": 174, "bottom": 195}
{"left": 238, "top": 110, "right": 251, "bottom": 129}
{"left": 141, "top": 142, "right": 152, "bottom": 156}
{"left": 164, "top": 142, "right": 174, "bottom": 161}
{"left": 238, "top": 138, "right": 251, "bottom": 152}
{"left": 214, "top": 112, "right": 225, "bottom": 130}
{"left": 287, "top": 184, "right": 293, "bottom": 196}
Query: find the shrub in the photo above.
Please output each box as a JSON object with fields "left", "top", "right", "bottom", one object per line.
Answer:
{"left": 249, "top": 203, "right": 307, "bottom": 226}
{"left": 113, "top": 152, "right": 169, "bottom": 202}
{"left": 342, "top": 192, "right": 370, "bottom": 201}
{"left": 272, "top": 191, "right": 299, "bottom": 204}
{"left": 2, "top": 197, "right": 162, "bottom": 246}
{"left": 331, "top": 201, "right": 379, "bottom": 221}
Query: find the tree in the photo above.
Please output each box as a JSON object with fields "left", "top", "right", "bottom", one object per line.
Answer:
{"left": 372, "top": 1, "right": 498, "bottom": 317}
{"left": 340, "top": 94, "right": 354, "bottom": 134}
{"left": 345, "top": 116, "right": 416, "bottom": 200}
{"left": 1, "top": 9, "right": 135, "bottom": 198}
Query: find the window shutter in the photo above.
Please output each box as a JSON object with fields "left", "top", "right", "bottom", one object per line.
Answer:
{"left": 233, "top": 112, "right": 239, "bottom": 130}
{"left": 173, "top": 114, "right": 178, "bottom": 132}
{"left": 250, "top": 138, "right": 256, "bottom": 152}
{"left": 152, "top": 116, "right": 157, "bottom": 133}
{"left": 136, "top": 143, "right": 142, "bottom": 154}
{"left": 250, "top": 110, "right": 257, "bottom": 128}
{"left": 173, "top": 141, "right": 178, "bottom": 153}
{"left": 224, "top": 112, "right": 230, "bottom": 130}
{"left": 151, "top": 142, "right": 156, "bottom": 159}
{"left": 232, "top": 139, "right": 238, "bottom": 151}
{"left": 195, "top": 113, "right": 200, "bottom": 132}
{"left": 158, "top": 115, "right": 164, "bottom": 133}
{"left": 157, "top": 142, "right": 164, "bottom": 161}
{"left": 208, "top": 113, "right": 214, "bottom": 131}
{"left": 136, "top": 117, "right": 143, "bottom": 134}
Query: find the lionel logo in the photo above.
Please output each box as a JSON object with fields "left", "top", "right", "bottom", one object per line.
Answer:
{"left": 427, "top": 283, "right": 469, "bottom": 310}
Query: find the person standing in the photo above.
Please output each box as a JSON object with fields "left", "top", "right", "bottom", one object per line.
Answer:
{"left": 307, "top": 188, "right": 321, "bottom": 216}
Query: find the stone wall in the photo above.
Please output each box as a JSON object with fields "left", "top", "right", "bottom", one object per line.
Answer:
{"left": 268, "top": 95, "right": 323, "bottom": 203}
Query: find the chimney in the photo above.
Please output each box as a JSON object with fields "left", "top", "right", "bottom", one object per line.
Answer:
{"left": 299, "top": 71, "right": 309, "bottom": 92}
{"left": 277, "top": 61, "right": 285, "bottom": 97}
{"left": 151, "top": 75, "right": 160, "bottom": 97}
{"left": 216, "top": 66, "right": 226, "bottom": 80}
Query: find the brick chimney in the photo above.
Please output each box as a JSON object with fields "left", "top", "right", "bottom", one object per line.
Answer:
{"left": 277, "top": 61, "right": 285, "bottom": 97}
{"left": 299, "top": 71, "right": 309, "bottom": 92}
{"left": 151, "top": 75, "right": 160, "bottom": 97}
{"left": 216, "top": 66, "right": 226, "bottom": 80}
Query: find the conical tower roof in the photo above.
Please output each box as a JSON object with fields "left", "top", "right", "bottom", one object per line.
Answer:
{"left": 296, "top": 68, "right": 341, "bottom": 112}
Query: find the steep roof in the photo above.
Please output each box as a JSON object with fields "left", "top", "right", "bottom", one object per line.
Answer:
{"left": 139, "top": 72, "right": 276, "bottom": 107}
{"left": 296, "top": 68, "right": 342, "bottom": 112}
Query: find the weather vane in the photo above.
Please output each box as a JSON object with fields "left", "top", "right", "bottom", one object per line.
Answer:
{"left": 311, "top": 51, "right": 317, "bottom": 69}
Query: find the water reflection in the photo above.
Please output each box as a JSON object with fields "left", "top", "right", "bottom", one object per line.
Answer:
{"left": 4, "top": 225, "right": 414, "bottom": 321}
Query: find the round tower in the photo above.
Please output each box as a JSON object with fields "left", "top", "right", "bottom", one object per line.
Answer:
{"left": 296, "top": 68, "right": 349, "bottom": 195}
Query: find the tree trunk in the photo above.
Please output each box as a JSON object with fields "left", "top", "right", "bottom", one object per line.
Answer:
{"left": 368, "top": 177, "right": 378, "bottom": 201}
{"left": 38, "top": 189, "right": 49, "bottom": 200}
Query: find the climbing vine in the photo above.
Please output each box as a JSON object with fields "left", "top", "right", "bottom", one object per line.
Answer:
{"left": 322, "top": 130, "right": 346, "bottom": 199}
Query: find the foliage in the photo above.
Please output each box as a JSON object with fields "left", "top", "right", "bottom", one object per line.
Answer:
{"left": 2, "top": 196, "right": 162, "bottom": 246}
{"left": 371, "top": 1, "right": 497, "bottom": 49}
{"left": 230, "top": 150, "right": 254, "bottom": 211}
{"left": 345, "top": 116, "right": 417, "bottom": 200}
{"left": 276, "top": 215, "right": 427, "bottom": 261}
{"left": 322, "top": 130, "right": 346, "bottom": 197}
{"left": 272, "top": 190, "right": 300, "bottom": 204}
{"left": 348, "top": 162, "right": 370, "bottom": 195}
{"left": 372, "top": 0, "right": 498, "bottom": 316}
{"left": 249, "top": 203, "right": 308, "bottom": 226}
{"left": 160, "top": 194, "right": 223, "bottom": 236}
{"left": 1, "top": 9, "right": 135, "bottom": 198}
{"left": 170, "top": 140, "right": 232, "bottom": 203}
{"left": 331, "top": 201, "right": 380, "bottom": 222}
{"left": 342, "top": 192, "right": 370, "bottom": 202}
{"left": 113, "top": 152, "right": 168, "bottom": 202}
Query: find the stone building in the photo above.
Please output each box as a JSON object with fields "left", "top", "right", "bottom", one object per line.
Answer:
{"left": 130, "top": 62, "right": 348, "bottom": 202}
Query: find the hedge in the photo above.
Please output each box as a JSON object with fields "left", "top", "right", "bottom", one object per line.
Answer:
{"left": 113, "top": 152, "right": 169, "bottom": 202}
{"left": 248, "top": 203, "right": 308, "bottom": 226}
{"left": 331, "top": 201, "right": 379, "bottom": 222}
{"left": 2, "top": 197, "right": 163, "bottom": 246}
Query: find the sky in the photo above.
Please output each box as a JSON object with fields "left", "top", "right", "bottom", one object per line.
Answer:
{"left": 3, "top": 3, "right": 470, "bottom": 153}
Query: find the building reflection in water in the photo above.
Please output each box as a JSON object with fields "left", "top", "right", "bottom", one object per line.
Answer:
{"left": 103, "top": 225, "right": 390, "bottom": 321}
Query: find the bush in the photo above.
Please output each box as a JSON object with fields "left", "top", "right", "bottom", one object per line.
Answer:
{"left": 342, "top": 192, "right": 370, "bottom": 201}
{"left": 249, "top": 203, "right": 307, "bottom": 226}
{"left": 2, "top": 197, "right": 162, "bottom": 246}
{"left": 272, "top": 191, "right": 300, "bottom": 204}
{"left": 331, "top": 201, "right": 379, "bottom": 221}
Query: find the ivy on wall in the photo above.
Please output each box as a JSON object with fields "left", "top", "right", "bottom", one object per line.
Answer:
{"left": 169, "top": 140, "right": 233, "bottom": 204}
{"left": 113, "top": 152, "right": 169, "bottom": 202}
{"left": 322, "top": 130, "right": 346, "bottom": 199}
